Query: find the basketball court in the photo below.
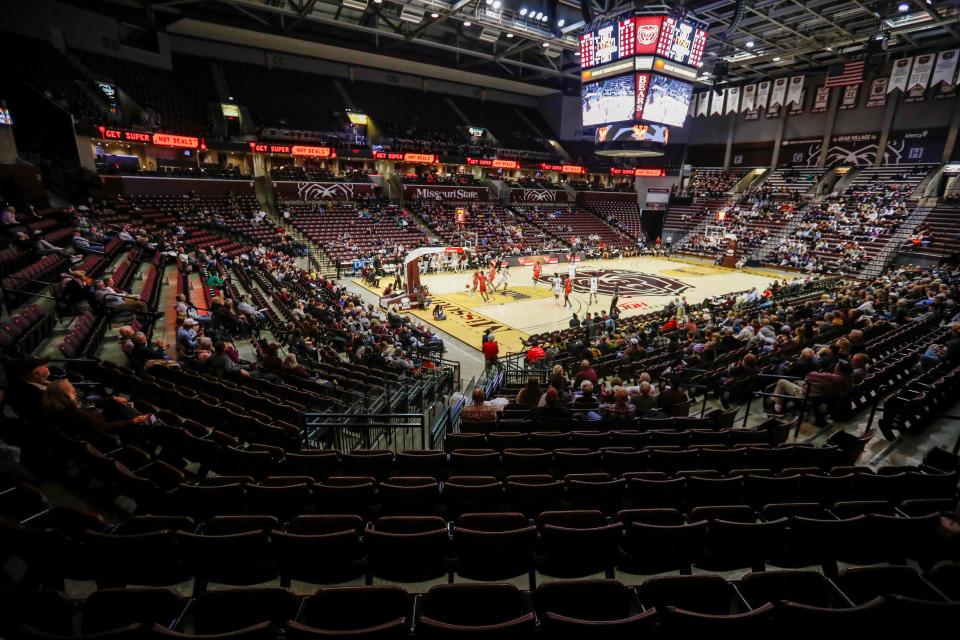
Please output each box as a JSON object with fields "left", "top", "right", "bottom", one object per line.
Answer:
{"left": 357, "top": 256, "right": 799, "bottom": 354}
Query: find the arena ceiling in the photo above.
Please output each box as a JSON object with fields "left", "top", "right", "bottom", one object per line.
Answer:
{"left": 81, "top": 0, "right": 960, "bottom": 90}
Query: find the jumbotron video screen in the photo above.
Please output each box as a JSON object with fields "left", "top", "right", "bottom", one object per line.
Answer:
{"left": 581, "top": 75, "right": 635, "bottom": 127}
{"left": 640, "top": 74, "right": 694, "bottom": 127}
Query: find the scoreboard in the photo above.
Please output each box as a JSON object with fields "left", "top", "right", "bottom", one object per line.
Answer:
{"left": 656, "top": 16, "right": 708, "bottom": 68}
{"left": 579, "top": 18, "right": 638, "bottom": 69}
{"left": 581, "top": 12, "right": 708, "bottom": 154}
{"left": 580, "top": 14, "right": 708, "bottom": 71}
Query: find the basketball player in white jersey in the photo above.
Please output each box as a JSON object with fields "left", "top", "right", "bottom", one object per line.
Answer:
{"left": 589, "top": 275, "right": 599, "bottom": 305}
{"left": 552, "top": 274, "right": 563, "bottom": 306}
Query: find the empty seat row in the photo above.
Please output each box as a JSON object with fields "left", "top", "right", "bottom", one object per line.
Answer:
{"left": 142, "top": 469, "right": 959, "bottom": 520}
{"left": 3, "top": 565, "right": 958, "bottom": 638}
{"left": 6, "top": 507, "right": 957, "bottom": 592}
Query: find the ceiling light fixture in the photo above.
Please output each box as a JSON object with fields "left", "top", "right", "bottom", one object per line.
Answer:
{"left": 506, "top": 32, "right": 514, "bottom": 38}
{"left": 745, "top": 40, "right": 754, "bottom": 48}
{"left": 557, "top": 18, "right": 565, "bottom": 27}
{"left": 519, "top": 8, "right": 527, "bottom": 15}
{"left": 463, "top": 20, "right": 471, "bottom": 26}
{"left": 773, "top": 56, "right": 781, "bottom": 61}
{"left": 542, "top": 42, "right": 549, "bottom": 47}
{"left": 431, "top": 12, "right": 439, "bottom": 17}
{"left": 541, "top": 14, "right": 548, "bottom": 22}
{"left": 897, "top": 2, "right": 910, "bottom": 12}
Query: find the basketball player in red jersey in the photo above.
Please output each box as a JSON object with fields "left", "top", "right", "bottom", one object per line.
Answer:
{"left": 478, "top": 271, "right": 490, "bottom": 302}
{"left": 532, "top": 261, "right": 542, "bottom": 287}
{"left": 469, "top": 270, "right": 480, "bottom": 297}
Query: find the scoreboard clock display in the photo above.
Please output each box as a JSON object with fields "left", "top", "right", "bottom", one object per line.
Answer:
{"left": 580, "top": 17, "right": 640, "bottom": 70}
{"left": 655, "top": 16, "right": 708, "bottom": 68}
{"left": 581, "top": 14, "right": 708, "bottom": 71}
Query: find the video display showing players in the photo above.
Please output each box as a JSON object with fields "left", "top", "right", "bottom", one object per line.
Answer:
{"left": 581, "top": 75, "right": 635, "bottom": 127}
{"left": 639, "top": 74, "right": 694, "bottom": 127}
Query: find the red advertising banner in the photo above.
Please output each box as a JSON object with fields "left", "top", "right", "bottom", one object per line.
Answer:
{"left": 403, "top": 185, "right": 489, "bottom": 201}
{"left": 274, "top": 181, "right": 376, "bottom": 200}
{"left": 97, "top": 126, "right": 201, "bottom": 148}
{"left": 509, "top": 189, "right": 570, "bottom": 203}
{"left": 374, "top": 152, "right": 437, "bottom": 163}
{"left": 466, "top": 157, "right": 520, "bottom": 169}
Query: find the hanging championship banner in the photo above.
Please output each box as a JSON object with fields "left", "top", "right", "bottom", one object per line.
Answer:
{"left": 725, "top": 86, "right": 740, "bottom": 114}
{"left": 756, "top": 81, "right": 771, "bottom": 110}
{"left": 786, "top": 75, "right": 805, "bottom": 106}
{"left": 934, "top": 81, "right": 958, "bottom": 100}
{"left": 930, "top": 49, "right": 959, "bottom": 88}
{"left": 741, "top": 84, "right": 756, "bottom": 112}
{"left": 866, "top": 78, "right": 888, "bottom": 107}
{"left": 770, "top": 77, "right": 788, "bottom": 106}
{"left": 904, "top": 53, "right": 934, "bottom": 102}
{"left": 811, "top": 86, "right": 830, "bottom": 113}
{"left": 696, "top": 91, "right": 710, "bottom": 116}
{"left": 789, "top": 90, "right": 805, "bottom": 115}
{"left": 888, "top": 57, "right": 913, "bottom": 93}
{"left": 710, "top": 88, "right": 725, "bottom": 115}
{"left": 839, "top": 84, "right": 859, "bottom": 110}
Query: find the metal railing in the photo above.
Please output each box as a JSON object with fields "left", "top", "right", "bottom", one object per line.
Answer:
{"left": 303, "top": 412, "right": 429, "bottom": 451}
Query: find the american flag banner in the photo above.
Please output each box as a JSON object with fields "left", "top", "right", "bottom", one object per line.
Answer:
{"left": 824, "top": 60, "right": 865, "bottom": 87}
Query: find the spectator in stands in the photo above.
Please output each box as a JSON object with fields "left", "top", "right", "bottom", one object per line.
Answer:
{"left": 601, "top": 387, "right": 635, "bottom": 419}
{"left": 261, "top": 343, "right": 283, "bottom": 372}
{"left": 129, "top": 331, "right": 169, "bottom": 369}
{"left": 573, "top": 359, "right": 598, "bottom": 387}
{"left": 207, "top": 270, "right": 225, "bottom": 293}
{"left": 572, "top": 380, "right": 599, "bottom": 409}
{"left": 236, "top": 295, "right": 265, "bottom": 326}
{"left": 208, "top": 340, "right": 251, "bottom": 380}
{"left": 772, "top": 360, "right": 855, "bottom": 421}
{"left": 629, "top": 381, "right": 658, "bottom": 413}
{"left": 461, "top": 388, "right": 497, "bottom": 423}
{"left": 6, "top": 356, "right": 50, "bottom": 423}
{"left": 533, "top": 387, "right": 569, "bottom": 420}
{"left": 42, "top": 379, "right": 152, "bottom": 432}
{"left": 175, "top": 293, "right": 211, "bottom": 329}
{"left": 97, "top": 277, "right": 150, "bottom": 315}
{"left": 176, "top": 317, "right": 200, "bottom": 357}
{"left": 281, "top": 353, "right": 311, "bottom": 378}
{"left": 515, "top": 378, "right": 542, "bottom": 408}
{"left": 658, "top": 381, "right": 689, "bottom": 415}
{"left": 1, "top": 206, "right": 17, "bottom": 227}
{"left": 525, "top": 339, "right": 546, "bottom": 366}
{"left": 25, "top": 230, "right": 75, "bottom": 260}
{"left": 72, "top": 231, "right": 104, "bottom": 254}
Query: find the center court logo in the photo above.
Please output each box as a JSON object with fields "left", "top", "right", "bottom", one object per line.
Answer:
{"left": 538, "top": 269, "right": 690, "bottom": 297}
